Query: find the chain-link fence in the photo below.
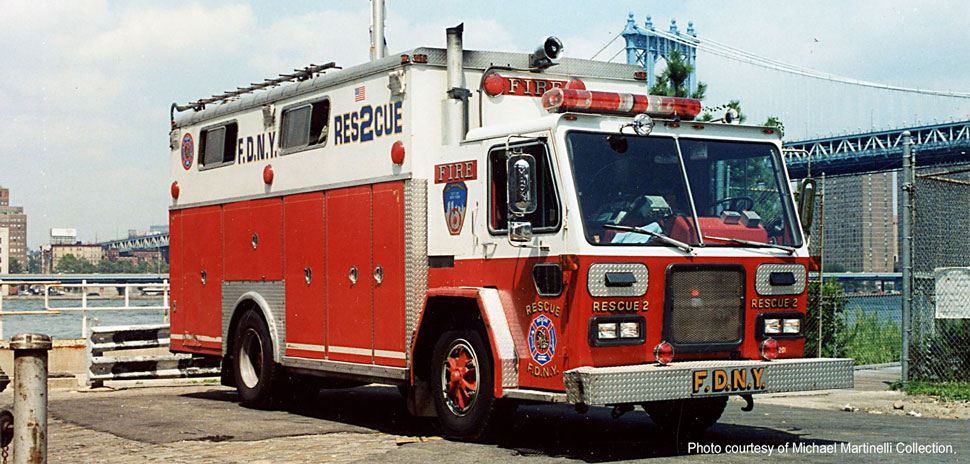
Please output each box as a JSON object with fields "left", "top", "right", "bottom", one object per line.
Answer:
{"left": 908, "top": 167, "right": 970, "bottom": 381}
{"left": 805, "top": 279, "right": 902, "bottom": 366}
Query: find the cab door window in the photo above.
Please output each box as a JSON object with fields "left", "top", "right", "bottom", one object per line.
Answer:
{"left": 488, "top": 142, "right": 560, "bottom": 234}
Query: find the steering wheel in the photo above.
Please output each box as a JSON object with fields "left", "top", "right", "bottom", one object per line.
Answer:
{"left": 709, "top": 196, "right": 755, "bottom": 215}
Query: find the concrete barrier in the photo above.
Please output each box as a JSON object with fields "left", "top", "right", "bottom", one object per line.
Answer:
{"left": 87, "top": 324, "right": 219, "bottom": 387}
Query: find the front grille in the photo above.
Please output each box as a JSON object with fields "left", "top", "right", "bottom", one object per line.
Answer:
{"left": 664, "top": 265, "right": 744, "bottom": 348}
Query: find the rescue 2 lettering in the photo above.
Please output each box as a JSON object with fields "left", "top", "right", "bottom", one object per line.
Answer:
{"left": 334, "top": 102, "right": 402, "bottom": 145}
{"left": 750, "top": 297, "right": 798, "bottom": 309}
{"left": 591, "top": 300, "right": 648, "bottom": 312}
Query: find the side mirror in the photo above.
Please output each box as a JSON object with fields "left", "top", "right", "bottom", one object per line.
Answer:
{"left": 797, "top": 178, "right": 816, "bottom": 231}
{"left": 509, "top": 221, "right": 533, "bottom": 242}
{"left": 507, "top": 152, "right": 537, "bottom": 216}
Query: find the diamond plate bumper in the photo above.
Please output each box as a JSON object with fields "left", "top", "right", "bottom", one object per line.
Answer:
{"left": 564, "top": 358, "right": 853, "bottom": 406}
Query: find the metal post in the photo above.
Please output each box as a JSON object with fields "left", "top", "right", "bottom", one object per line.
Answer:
{"left": 901, "top": 131, "right": 914, "bottom": 383}
{"left": 817, "top": 173, "right": 826, "bottom": 357}
{"left": 81, "top": 279, "right": 88, "bottom": 340}
{"left": 11, "top": 333, "right": 52, "bottom": 464}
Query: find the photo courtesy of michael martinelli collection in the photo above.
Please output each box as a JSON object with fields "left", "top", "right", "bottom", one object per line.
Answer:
{"left": 687, "top": 441, "right": 956, "bottom": 457}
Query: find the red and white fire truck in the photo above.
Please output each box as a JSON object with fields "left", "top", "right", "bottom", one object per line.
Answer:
{"left": 167, "top": 13, "right": 852, "bottom": 440}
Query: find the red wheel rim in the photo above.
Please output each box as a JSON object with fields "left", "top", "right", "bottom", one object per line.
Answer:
{"left": 440, "top": 339, "right": 479, "bottom": 416}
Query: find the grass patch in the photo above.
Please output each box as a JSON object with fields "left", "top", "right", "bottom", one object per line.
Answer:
{"left": 891, "top": 380, "right": 970, "bottom": 401}
{"left": 839, "top": 309, "right": 901, "bottom": 365}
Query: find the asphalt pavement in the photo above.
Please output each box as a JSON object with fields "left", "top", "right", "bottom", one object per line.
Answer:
{"left": 1, "top": 365, "right": 965, "bottom": 463}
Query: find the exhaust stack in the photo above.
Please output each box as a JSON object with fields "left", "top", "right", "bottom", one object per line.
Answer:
{"left": 370, "top": 0, "right": 386, "bottom": 61}
{"left": 445, "top": 24, "right": 470, "bottom": 145}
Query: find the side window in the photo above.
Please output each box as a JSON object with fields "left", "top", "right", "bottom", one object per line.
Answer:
{"left": 488, "top": 142, "right": 560, "bottom": 234}
{"left": 199, "top": 122, "right": 238, "bottom": 169}
{"left": 281, "top": 99, "right": 331, "bottom": 153}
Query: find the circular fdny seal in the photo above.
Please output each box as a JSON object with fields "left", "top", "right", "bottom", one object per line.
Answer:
{"left": 528, "top": 314, "right": 557, "bottom": 366}
{"left": 180, "top": 133, "right": 194, "bottom": 170}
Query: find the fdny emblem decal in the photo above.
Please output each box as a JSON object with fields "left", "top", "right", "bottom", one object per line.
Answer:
{"left": 528, "top": 315, "right": 557, "bottom": 366}
{"left": 180, "top": 133, "right": 194, "bottom": 170}
{"left": 442, "top": 182, "right": 467, "bottom": 235}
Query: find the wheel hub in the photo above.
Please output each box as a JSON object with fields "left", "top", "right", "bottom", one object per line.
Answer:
{"left": 441, "top": 339, "right": 479, "bottom": 416}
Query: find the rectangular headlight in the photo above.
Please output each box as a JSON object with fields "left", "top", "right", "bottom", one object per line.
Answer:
{"left": 620, "top": 321, "right": 640, "bottom": 338}
{"left": 764, "top": 318, "right": 781, "bottom": 334}
{"left": 597, "top": 322, "right": 618, "bottom": 339}
{"left": 783, "top": 318, "right": 801, "bottom": 334}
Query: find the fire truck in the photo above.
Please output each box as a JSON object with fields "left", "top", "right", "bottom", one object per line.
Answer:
{"left": 167, "top": 11, "right": 852, "bottom": 440}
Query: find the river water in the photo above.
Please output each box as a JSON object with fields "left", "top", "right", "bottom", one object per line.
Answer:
{"left": 0, "top": 298, "right": 166, "bottom": 339}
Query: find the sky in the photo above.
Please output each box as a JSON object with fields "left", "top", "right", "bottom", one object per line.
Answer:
{"left": 2, "top": 0, "right": 969, "bottom": 249}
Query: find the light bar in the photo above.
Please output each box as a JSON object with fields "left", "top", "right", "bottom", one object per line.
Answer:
{"left": 541, "top": 88, "right": 701, "bottom": 119}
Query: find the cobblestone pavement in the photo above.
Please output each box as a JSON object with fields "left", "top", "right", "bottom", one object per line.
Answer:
{"left": 50, "top": 419, "right": 398, "bottom": 464}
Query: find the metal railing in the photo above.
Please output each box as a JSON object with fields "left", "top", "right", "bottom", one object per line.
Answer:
{"left": 0, "top": 279, "right": 170, "bottom": 340}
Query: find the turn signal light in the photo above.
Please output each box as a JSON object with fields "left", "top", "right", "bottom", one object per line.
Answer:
{"left": 391, "top": 141, "right": 406, "bottom": 164}
{"left": 761, "top": 338, "right": 779, "bottom": 361}
{"left": 170, "top": 181, "right": 180, "bottom": 199}
{"left": 654, "top": 341, "right": 674, "bottom": 365}
{"left": 558, "top": 254, "right": 580, "bottom": 272}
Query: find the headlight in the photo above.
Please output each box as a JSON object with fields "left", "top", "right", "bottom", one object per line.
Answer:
{"left": 764, "top": 318, "right": 781, "bottom": 334}
{"left": 620, "top": 321, "right": 640, "bottom": 338}
{"left": 597, "top": 322, "right": 618, "bottom": 339}
{"left": 783, "top": 318, "right": 801, "bottom": 334}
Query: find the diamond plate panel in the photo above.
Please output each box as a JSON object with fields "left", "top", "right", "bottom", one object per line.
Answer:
{"left": 564, "top": 358, "right": 853, "bottom": 405}
{"left": 587, "top": 262, "right": 648, "bottom": 297}
{"left": 221, "top": 281, "right": 286, "bottom": 362}
{"left": 404, "top": 179, "right": 429, "bottom": 365}
{"left": 479, "top": 288, "right": 519, "bottom": 389}
{"left": 754, "top": 263, "right": 807, "bottom": 296}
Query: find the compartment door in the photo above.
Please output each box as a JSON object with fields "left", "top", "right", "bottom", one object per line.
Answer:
{"left": 179, "top": 205, "right": 223, "bottom": 355}
{"left": 372, "top": 182, "right": 406, "bottom": 367}
{"left": 283, "top": 192, "right": 326, "bottom": 358}
{"left": 325, "top": 186, "right": 374, "bottom": 363}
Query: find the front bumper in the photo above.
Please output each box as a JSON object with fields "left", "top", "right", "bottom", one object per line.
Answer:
{"left": 564, "top": 358, "right": 853, "bottom": 406}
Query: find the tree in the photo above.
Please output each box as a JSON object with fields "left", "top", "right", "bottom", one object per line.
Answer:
{"left": 648, "top": 49, "right": 707, "bottom": 99}
{"left": 27, "top": 256, "right": 40, "bottom": 273}
{"left": 55, "top": 254, "right": 96, "bottom": 274}
{"left": 8, "top": 258, "right": 22, "bottom": 274}
{"left": 764, "top": 116, "right": 785, "bottom": 137}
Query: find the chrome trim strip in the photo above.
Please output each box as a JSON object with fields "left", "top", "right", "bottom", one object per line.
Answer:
{"left": 285, "top": 342, "right": 327, "bottom": 353}
{"left": 282, "top": 356, "right": 407, "bottom": 381}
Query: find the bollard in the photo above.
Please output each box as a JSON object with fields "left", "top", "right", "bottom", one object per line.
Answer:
{"left": 10, "top": 333, "right": 52, "bottom": 464}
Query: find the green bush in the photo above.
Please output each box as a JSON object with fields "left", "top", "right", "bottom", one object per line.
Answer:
{"left": 839, "top": 310, "right": 901, "bottom": 365}
{"left": 804, "top": 280, "right": 847, "bottom": 358}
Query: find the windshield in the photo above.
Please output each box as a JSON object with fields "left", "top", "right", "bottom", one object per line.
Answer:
{"left": 566, "top": 131, "right": 801, "bottom": 248}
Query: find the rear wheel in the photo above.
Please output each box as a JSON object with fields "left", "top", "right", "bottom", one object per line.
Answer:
{"left": 643, "top": 396, "right": 728, "bottom": 436}
{"left": 233, "top": 310, "right": 278, "bottom": 409}
{"left": 431, "top": 330, "right": 508, "bottom": 441}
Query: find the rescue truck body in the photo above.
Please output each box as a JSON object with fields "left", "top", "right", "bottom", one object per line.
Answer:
{"left": 168, "top": 23, "right": 852, "bottom": 439}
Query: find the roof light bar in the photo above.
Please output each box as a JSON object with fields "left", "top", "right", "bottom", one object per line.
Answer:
{"left": 541, "top": 88, "right": 701, "bottom": 120}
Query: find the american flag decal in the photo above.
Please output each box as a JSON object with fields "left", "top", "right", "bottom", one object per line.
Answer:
{"left": 354, "top": 85, "right": 366, "bottom": 102}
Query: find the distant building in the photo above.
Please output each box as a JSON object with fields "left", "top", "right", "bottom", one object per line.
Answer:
{"left": 0, "top": 187, "right": 27, "bottom": 267}
{"left": 0, "top": 228, "right": 9, "bottom": 274}
{"left": 42, "top": 243, "right": 103, "bottom": 273}
{"left": 812, "top": 172, "right": 897, "bottom": 272}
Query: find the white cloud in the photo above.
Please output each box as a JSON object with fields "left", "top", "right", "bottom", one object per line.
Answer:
{"left": 78, "top": 3, "right": 255, "bottom": 63}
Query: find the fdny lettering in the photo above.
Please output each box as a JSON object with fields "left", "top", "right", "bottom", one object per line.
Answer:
{"left": 500, "top": 77, "right": 567, "bottom": 97}
{"left": 750, "top": 297, "right": 798, "bottom": 309}
{"left": 525, "top": 301, "right": 561, "bottom": 317}
{"left": 236, "top": 131, "right": 277, "bottom": 165}
{"left": 692, "top": 367, "right": 766, "bottom": 394}
{"left": 435, "top": 160, "right": 477, "bottom": 184}
{"left": 592, "top": 300, "right": 648, "bottom": 312}
{"left": 334, "top": 102, "right": 402, "bottom": 145}
{"left": 527, "top": 363, "right": 560, "bottom": 378}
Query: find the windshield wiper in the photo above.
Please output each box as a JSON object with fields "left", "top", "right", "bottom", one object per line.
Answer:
{"left": 703, "top": 235, "right": 795, "bottom": 255}
{"left": 604, "top": 224, "right": 694, "bottom": 254}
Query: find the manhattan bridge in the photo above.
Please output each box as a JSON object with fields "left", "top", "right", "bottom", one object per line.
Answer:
{"left": 608, "top": 13, "right": 970, "bottom": 275}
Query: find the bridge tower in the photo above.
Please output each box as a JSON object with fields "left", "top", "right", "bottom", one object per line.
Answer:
{"left": 622, "top": 13, "right": 699, "bottom": 95}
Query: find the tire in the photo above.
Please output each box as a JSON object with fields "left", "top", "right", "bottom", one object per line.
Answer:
{"left": 643, "top": 396, "right": 728, "bottom": 436}
{"left": 430, "top": 330, "right": 507, "bottom": 441}
{"left": 233, "top": 309, "right": 278, "bottom": 409}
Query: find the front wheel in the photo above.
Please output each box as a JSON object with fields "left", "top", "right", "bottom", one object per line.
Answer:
{"left": 233, "top": 310, "right": 278, "bottom": 409}
{"left": 430, "top": 330, "right": 508, "bottom": 441}
{"left": 643, "top": 396, "right": 728, "bottom": 436}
